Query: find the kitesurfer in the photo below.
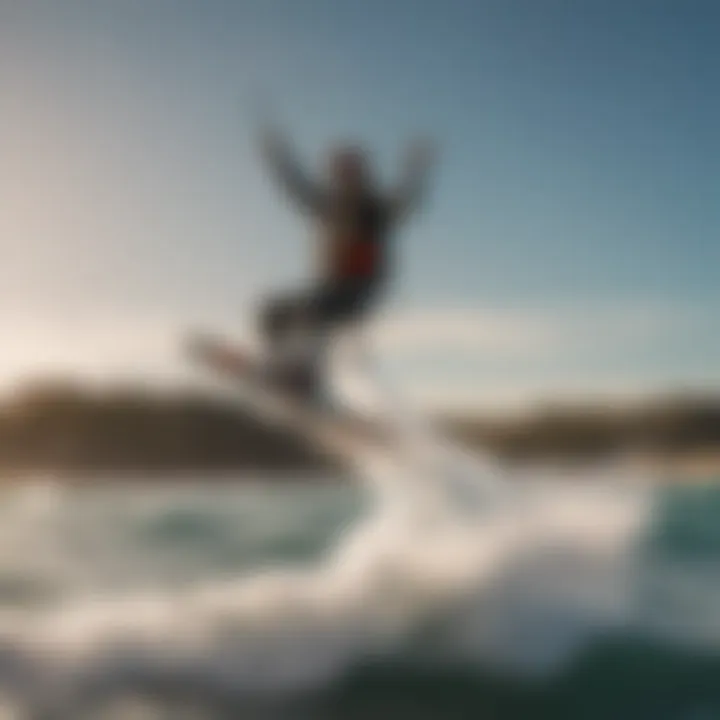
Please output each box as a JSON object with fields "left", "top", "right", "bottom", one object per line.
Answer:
{"left": 256, "top": 116, "right": 436, "bottom": 399}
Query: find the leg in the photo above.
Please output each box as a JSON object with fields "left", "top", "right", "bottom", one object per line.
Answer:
{"left": 257, "top": 287, "right": 327, "bottom": 397}
{"left": 258, "top": 281, "right": 377, "bottom": 400}
{"left": 259, "top": 291, "right": 302, "bottom": 352}
{"left": 304, "top": 281, "right": 378, "bottom": 401}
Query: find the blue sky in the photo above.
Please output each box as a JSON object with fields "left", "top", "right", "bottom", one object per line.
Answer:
{"left": 0, "top": 0, "right": 717, "bottom": 408}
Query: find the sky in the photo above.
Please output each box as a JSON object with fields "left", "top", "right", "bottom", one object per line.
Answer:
{"left": 0, "top": 0, "right": 718, "bottom": 410}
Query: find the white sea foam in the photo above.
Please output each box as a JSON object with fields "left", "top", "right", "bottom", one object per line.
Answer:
{"left": 0, "top": 379, "right": 709, "bottom": 718}
{"left": 0, "top": 456, "right": 659, "bottom": 718}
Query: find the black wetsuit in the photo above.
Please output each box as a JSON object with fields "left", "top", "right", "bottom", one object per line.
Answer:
{"left": 262, "top": 194, "right": 391, "bottom": 343}
{"left": 258, "top": 128, "right": 430, "bottom": 387}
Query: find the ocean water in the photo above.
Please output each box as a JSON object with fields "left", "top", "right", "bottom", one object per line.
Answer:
{"left": 0, "top": 456, "right": 717, "bottom": 719}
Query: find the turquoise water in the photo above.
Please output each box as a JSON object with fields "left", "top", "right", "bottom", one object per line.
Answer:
{"left": 0, "top": 472, "right": 717, "bottom": 719}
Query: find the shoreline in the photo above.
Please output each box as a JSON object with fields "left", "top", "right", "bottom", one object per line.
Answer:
{"left": 0, "top": 468, "right": 345, "bottom": 487}
{"left": 0, "top": 450, "right": 718, "bottom": 486}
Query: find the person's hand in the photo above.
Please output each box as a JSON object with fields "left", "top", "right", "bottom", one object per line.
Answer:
{"left": 405, "top": 136, "right": 437, "bottom": 171}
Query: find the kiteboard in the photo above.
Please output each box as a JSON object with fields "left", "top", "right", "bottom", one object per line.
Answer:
{"left": 184, "top": 332, "right": 395, "bottom": 460}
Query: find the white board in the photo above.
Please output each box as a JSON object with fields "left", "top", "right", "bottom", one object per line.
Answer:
{"left": 184, "top": 332, "right": 399, "bottom": 462}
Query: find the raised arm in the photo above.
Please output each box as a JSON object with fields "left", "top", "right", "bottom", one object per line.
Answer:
{"left": 388, "top": 137, "right": 437, "bottom": 222}
{"left": 258, "top": 122, "right": 324, "bottom": 214}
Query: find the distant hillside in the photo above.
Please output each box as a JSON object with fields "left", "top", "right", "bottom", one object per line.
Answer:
{"left": 447, "top": 393, "right": 720, "bottom": 462}
{"left": 0, "top": 380, "right": 335, "bottom": 476}
{"left": 0, "top": 380, "right": 719, "bottom": 475}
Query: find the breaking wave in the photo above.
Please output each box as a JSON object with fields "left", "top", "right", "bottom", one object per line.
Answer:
{"left": 0, "top": 426, "right": 715, "bottom": 717}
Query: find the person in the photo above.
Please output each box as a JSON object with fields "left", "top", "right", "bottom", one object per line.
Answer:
{"left": 256, "top": 116, "right": 436, "bottom": 401}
